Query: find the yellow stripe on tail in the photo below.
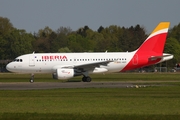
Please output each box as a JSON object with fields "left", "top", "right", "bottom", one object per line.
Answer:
{"left": 151, "top": 22, "right": 170, "bottom": 34}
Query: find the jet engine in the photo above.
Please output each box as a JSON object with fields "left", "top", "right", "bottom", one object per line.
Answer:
{"left": 52, "top": 68, "right": 74, "bottom": 79}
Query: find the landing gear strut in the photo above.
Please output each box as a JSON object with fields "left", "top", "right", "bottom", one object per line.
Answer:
{"left": 29, "top": 74, "right": 34, "bottom": 83}
{"left": 82, "top": 76, "right": 91, "bottom": 82}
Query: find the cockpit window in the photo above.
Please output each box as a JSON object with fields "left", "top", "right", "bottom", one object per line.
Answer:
{"left": 13, "top": 59, "right": 23, "bottom": 62}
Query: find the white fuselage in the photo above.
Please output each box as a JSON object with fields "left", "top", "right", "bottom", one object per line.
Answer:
{"left": 6, "top": 52, "right": 135, "bottom": 74}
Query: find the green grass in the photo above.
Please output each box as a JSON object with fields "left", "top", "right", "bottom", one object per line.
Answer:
{"left": 0, "top": 87, "right": 180, "bottom": 119}
{"left": 0, "top": 73, "right": 180, "bottom": 119}
{"left": 1, "top": 72, "right": 180, "bottom": 82}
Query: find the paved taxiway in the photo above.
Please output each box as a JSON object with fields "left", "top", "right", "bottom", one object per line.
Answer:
{"left": 0, "top": 82, "right": 136, "bottom": 90}
{"left": 0, "top": 81, "right": 177, "bottom": 90}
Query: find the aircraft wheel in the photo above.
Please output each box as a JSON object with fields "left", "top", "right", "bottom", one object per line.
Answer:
{"left": 30, "top": 79, "right": 34, "bottom": 83}
{"left": 82, "top": 76, "right": 92, "bottom": 82}
{"left": 86, "top": 76, "right": 91, "bottom": 82}
{"left": 82, "top": 76, "right": 86, "bottom": 82}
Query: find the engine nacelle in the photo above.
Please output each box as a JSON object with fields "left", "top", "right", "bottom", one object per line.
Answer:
{"left": 53, "top": 69, "right": 74, "bottom": 80}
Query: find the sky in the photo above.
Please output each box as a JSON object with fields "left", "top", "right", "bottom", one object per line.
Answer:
{"left": 0, "top": 0, "right": 180, "bottom": 33}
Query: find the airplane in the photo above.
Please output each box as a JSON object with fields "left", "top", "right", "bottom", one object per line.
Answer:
{"left": 6, "top": 22, "right": 173, "bottom": 83}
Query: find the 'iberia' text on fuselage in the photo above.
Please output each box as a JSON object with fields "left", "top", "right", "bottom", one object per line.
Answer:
{"left": 42, "top": 55, "right": 67, "bottom": 60}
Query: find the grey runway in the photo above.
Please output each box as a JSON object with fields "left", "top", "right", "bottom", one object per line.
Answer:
{"left": 0, "top": 82, "right": 136, "bottom": 90}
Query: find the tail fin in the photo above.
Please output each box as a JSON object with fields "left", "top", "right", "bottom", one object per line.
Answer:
{"left": 136, "top": 22, "right": 170, "bottom": 55}
{"left": 121, "top": 22, "right": 171, "bottom": 71}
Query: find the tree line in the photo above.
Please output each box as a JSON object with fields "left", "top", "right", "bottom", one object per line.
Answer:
{"left": 0, "top": 16, "right": 180, "bottom": 69}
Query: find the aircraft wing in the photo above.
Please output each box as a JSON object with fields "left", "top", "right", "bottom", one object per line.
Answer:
{"left": 59, "top": 61, "right": 111, "bottom": 72}
{"left": 74, "top": 61, "right": 110, "bottom": 71}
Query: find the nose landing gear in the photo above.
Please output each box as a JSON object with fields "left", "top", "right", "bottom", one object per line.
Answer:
{"left": 29, "top": 73, "right": 34, "bottom": 83}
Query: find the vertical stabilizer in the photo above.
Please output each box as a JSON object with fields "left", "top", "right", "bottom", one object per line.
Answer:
{"left": 121, "top": 22, "right": 170, "bottom": 71}
{"left": 136, "top": 22, "right": 170, "bottom": 55}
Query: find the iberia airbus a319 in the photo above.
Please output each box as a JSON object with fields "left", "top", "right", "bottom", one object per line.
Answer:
{"left": 6, "top": 22, "right": 173, "bottom": 83}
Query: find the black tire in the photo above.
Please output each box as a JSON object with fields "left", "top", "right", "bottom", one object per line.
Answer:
{"left": 86, "top": 76, "right": 91, "bottom": 82}
{"left": 82, "top": 76, "right": 86, "bottom": 82}
{"left": 82, "top": 76, "right": 91, "bottom": 82}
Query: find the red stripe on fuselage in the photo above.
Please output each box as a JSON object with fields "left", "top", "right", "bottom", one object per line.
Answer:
{"left": 121, "top": 33, "right": 167, "bottom": 71}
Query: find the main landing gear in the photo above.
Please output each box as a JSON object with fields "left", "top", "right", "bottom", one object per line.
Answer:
{"left": 81, "top": 72, "right": 91, "bottom": 82}
{"left": 29, "top": 73, "right": 34, "bottom": 83}
{"left": 82, "top": 76, "right": 91, "bottom": 82}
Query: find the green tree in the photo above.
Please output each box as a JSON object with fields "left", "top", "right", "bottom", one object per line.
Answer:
{"left": 99, "top": 25, "right": 123, "bottom": 52}
{"left": 164, "top": 37, "right": 180, "bottom": 67}
{"left": 34, "top": 26, "right": 55, "bottom": 52}
{"left": 131, "top": 24, "right": 147, "bottom": 50}
{"left": 68, "top": 34, "right": 86, "bottom": 52}
{"left": 0, "top": 17, "right": 13, "bottom": 36}
{"left": 0, "top": 36, "right": 9, "bottom": 59}
{"left": 118, "top": 25, "right": 147, "bottom": 52}
{"left": 58, "top": 47, "right": 71, "bottom": 53}
{"left": 51, "top": 33, "right": 67, "bottom": 52}
{"left": 118, "top": 27, "right": 130, "bottom": 51}
{"left": 50, "top": 27, "right": 72, "bottom": 52}
{"left": 77, "top": 25, "right": 90, "bottom": 37}
{"left": 6, "top": 29, "right": 34, "bottom": 58}
{"left": 166, "top": 22, "right": 180, "bottom": 67}
{"left": 97, "top": 26, "right": 104, "bottom": 33}
{"left": 37, "top": 26, "right": 53, "bottom": 38}
{"left": 168, "top": 23, "right": 180, "bottom": 42}
{"left": 0, "top": 17, "right": 14, "bottom": 59}
{"left": 56, "top": 26, "right": 72, "bottom": 35}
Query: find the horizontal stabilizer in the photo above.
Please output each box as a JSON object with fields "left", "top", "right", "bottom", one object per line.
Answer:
{"left": 149, "top": 53, "right": 173, "bottom": 61}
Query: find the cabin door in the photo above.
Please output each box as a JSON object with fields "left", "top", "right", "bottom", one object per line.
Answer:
{"left": 29, "top": 55, "right": 35, "bottom": 66}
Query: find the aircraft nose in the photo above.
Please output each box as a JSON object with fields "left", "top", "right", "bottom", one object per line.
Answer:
{"left": 6, "top": 63, "right": 14, "bottom": 72}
